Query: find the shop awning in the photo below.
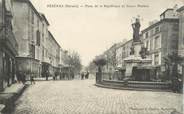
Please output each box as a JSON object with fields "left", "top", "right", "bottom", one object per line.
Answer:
{"left": 136, "top": 65, "right": 156, "bottom": 70}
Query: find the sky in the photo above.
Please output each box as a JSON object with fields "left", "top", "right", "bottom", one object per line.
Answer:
{"left": 31, "top": 0, "right": 184, "bottom": 66}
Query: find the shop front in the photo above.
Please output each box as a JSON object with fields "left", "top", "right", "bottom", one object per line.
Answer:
{"left": 41, "top": 62, "right": 51, "bottom": 77}
{"left": 0, "top": 1, "right": 18, "bottom": 91}
{"left": 16, "top": 57, "right": 40, "bottom": 80}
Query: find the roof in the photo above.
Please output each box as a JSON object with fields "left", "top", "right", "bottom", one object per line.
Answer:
{"left": 48, "top": 31, "right": 61, "bottom": 48}
{"left": 14, "top": 0, "right": 43, "bottom": 21}
{"left": 40, "top": 13, "right": 50, "bottom": 26}
{"left": 141, "top": 18, "right": 179, "bottom": 33}
{"left": 123, "top": 39, "right": 133, "bottom": 46}
{"left": 14, "top": 0, "right": 50, "bottom": 25}
{"left": 160, "top": 8, "right": 173, "bottom": 16}
{"left": 116, "top": 39, "right": 133, "bottom": 50}
{"left": 177, "top": 6, "right": 184, "bottom": 12}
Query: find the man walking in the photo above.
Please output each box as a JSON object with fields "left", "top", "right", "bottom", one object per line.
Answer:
{"left": 86, "top": 71, "right": 89, "bottom": 79}
{"left": 30, "top": 75, "right": 35, "bottom": 84}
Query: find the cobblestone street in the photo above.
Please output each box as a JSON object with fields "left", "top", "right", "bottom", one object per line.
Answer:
{"left": 12, "top": 79, "right": 183, "bottom": 114}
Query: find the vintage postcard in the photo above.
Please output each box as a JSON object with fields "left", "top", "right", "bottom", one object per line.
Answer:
{"left": 0, "top": 0, "right": 183, "bottom": 114}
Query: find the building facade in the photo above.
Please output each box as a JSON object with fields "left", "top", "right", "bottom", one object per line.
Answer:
{"left": 13, "top": 0, "right": 47, "bottom": 77}
{"left": 46, "top": 31, "right": 60, "bottom": 76}
{"left": 101, "top": 8, "right": 180, "bottom": 81}
{"left": 177, "top": 6, "right": 184, "bottom": 77}
{"left": 13, "top": 0, "right": 63, "bottom": 79}
{"left": 116, "top": 44, "right": 123, "bottom": 68}
{"left": 141, "top": 8, "right": 179, "bottom": 80}
{"left": 116, "top": 40, "right": 133, "bottom": 69}
{"left": 103, "top": 44, "right": 117, "bottom": 73}
{"left": 0, "top": 0, "right": 18, "bottom": 91}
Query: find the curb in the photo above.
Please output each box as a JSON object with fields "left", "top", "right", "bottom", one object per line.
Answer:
{"left": 0, "top": 84, "right": 29, "bottom": 113}
{"left": 95, "top": 83, "right": 172, "bottom": 92}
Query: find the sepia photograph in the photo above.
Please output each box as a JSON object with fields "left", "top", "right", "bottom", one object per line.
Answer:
{"left": 0, "top": 0, "right": 183, "bottom": 114}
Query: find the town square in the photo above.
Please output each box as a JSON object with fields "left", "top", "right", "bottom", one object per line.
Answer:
{"left": 0, "top": 0, "right": 184, "bottom": 114}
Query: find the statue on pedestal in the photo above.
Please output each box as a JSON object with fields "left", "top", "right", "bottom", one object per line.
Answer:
{"left": 130, "top": 16, "right": 141, "bottom": 55}
{"left": 132, "top": 17, "right": 141, "bottom": 42}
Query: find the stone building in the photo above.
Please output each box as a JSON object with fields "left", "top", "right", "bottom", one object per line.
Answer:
{"left": 177, "top": 6, "right": 184, "bottom": 77}
{"left": 116, "top": 40, "right": 133, "bottom": 69}
{"left": 46, "top": 31, "right": 61, "bottom": 76}
{"left": 59, "top": 48, "right": 66, "bottom": 66}
{"left": 141, "top": 8, "right": 179, "bottom": 80}
{"left": 111, "top": 8, "right": 180, "bottom": 81}
{"left": 38, "top": 13, "right": 51, "bottom": 78}
{"left": 116, "top": 44, "right": 124, "bottom": 69}
{"left": 0, "top": 0, "right": 18, "bottom": 91}
{"left": 103, "top": 44, "right": 117, "bottom": 73}
{"left": 12, "top": 0, "right": 50, "bottom": 78}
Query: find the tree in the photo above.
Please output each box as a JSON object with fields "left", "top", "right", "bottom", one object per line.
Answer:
{"left": 93, "top": 56, "right": 107, "bottom": 83}
{"left": 163, "top": 52, "right": 183, "bottom": 92}
{"left": 86, "top": 62, "right": 96, "bottom": 75}
{"left": 62, "top": 50, "right": 82, "bottom": 75}
{"left": 164, "top": 52, "right": 183, "bottom": 78}
{"left": 93, "top": 57, "right": 107, "bottom": 67}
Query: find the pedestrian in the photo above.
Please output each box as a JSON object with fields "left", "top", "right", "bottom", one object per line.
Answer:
{"left": 21, "top": 72, "right": 26, "bottom": 85}
{"left": 81, "top": 72, "right": 84, "bottom": 80}
{"left": 86, "top": 71, "right": 89, "bottom": 79}
{"left": 172, "top": 76, "right": 178, "bottom": 93}
{"left": 85, "top": 72, "right": 87, "bottom": 79}
{"left": 16, "top": 71, "right": 21, "bottom": 83}
{"left": 30, "top": 75, "right": 35, "bottom": 84}
{"left": 46, "top": 70, "right": 49, "bottom": 81}
{"left": 59, "top": 72, "right": 62, "bottom": 80}
{"left": 72, "top": 72, "right": 74, "bottom": 79}
{"left": 54, "top": 72, "right": 57, "bottom": 80}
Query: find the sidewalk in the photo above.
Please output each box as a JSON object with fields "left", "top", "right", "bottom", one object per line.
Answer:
{"left": 0, "top": 83, "right": 27, "bottom": 113}
{"left": 34, "top": 77, "right": 53, "bottom": 81}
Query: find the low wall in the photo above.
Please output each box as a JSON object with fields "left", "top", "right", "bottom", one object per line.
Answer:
{"left": 100, "top": 79, "right": 172, "bottom": 90}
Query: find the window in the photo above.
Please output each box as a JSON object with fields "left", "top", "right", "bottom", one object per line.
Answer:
{"left": 36, "top": 30, "right": 40, "bottom": 46}
{"left": 172, "top": 24, "right": 179, "bottom": 31}
{"left": 146, "top": 40, "right": 149, "bottom": 49}
{"left": 155, "top": 26, "right": 160, "bottom": 33}
{"left": 37, "top": 19, "right": 39, "bottom": 28}
{"left": 154, "top": 36, "right": 160, "bottom": 49}
{"left": 31, "top": 11, "right": 34, "bottom": 24}
{"left": 150, "top": 29, "right": 154, "bottom": 36}
{"left": 150, "top": 39, "right": 153, "bottom": 50}
{"left": 42, "top": 23, "right": 44, "bottom": 33}
{"left": 145, "top": 32, "right": 149, "bottom": 39}
{"left": 42, "top": 48, "right": 44, "bottom": 59}
{"left": 42, "top": 23, "right": 45, "bottom": 42}
{"left": 154, "top": 53, "right": 159, "bottom": 65}
{"left": 29, "top": 44, "right": 35, "bottom": 58}
{"left": 31, "top": 26, "right": 34, "bottom": 41}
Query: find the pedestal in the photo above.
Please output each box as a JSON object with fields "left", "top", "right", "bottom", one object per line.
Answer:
{"left": 133, "top": 42, "right": 142, "bottom": 57}
{"left": 124, "top": 41, "right": 152, "bottom": 80}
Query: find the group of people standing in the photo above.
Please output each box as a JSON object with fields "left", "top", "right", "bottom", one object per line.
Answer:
{"left": 53, "top": 72, "right": 75, "bottom": 80}
{"left": 16, "top": 71, "right": 26, "bottom": 84}
{"left": 16, "top": 71, "right": 35, "bottom": 85}
{"left": 81, "top": 71, "right": 89, "bottom": 80}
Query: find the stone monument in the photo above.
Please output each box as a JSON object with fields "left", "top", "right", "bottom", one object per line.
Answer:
{"left": 123, "top": 16, "right": 152, "bottom": 80}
